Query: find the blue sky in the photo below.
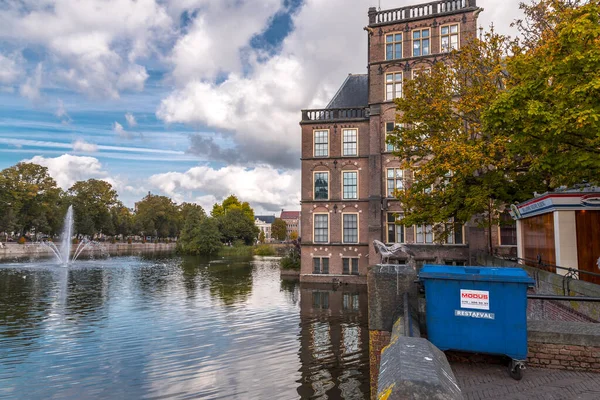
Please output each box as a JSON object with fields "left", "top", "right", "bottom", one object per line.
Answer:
{"left": 0, "top": 0, "right": 518, "bottom": 212}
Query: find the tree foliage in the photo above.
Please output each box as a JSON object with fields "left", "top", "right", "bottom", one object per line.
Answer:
{"left": 211, "top": 195, "right": 255, "bottom": 221}
{"left": 271, "top": 218, "right": 288, "bottom": 241}
{"left": 178, "top": 209, "right": 222, "bottom": 255}
{"left": 68, "top": 179, "right": 118, "bottom": 237}
{"left": 484, "top": 0, "right": 600, "bottom": 187}
{"left": 134, "top": 193, "right": 180, "bottom": 238}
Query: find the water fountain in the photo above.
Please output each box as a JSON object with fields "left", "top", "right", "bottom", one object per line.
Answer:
{"left": 40, "top": 205, "right": 99, "bottom": 265}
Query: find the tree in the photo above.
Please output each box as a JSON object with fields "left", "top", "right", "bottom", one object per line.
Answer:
{"left": 211, "top": 195, "right": 254, "bottom": 221}
{"left": 180, "top": 202, "right": 206, "bottom": 223}
{"left": 271, "top": 218, "right": 288, "bottom": 242}
{"left": 0, "top": 163, "right": 63, "bottom": 238}
{"left": 217, "top": 208, "right": 259, "bottom": 245}
{"left": 484, "top": 0, "right": 600, "bottom": 188}
{"left": 258, "top": 230, "right": 266, "bottom": 244}
{"left": 111, "top": 203, "right": 133, "bottom": 238}
{"left": 389, "top": 31, "right": 545, "bottom": 252}
{"left": 134, "top": 193, "right": 180, "bottom": 238}
{"left": 178, "top": 208, "right": 222, "bottom": 255}
{"left": 68, "top": 179, "right": 118, "bottom": 237}
{"left": 289, "top": 231, "right": 299, "bottom": 241}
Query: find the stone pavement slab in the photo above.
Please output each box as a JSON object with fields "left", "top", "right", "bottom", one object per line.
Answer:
{"left": 452, "top": 363, "right": 600, "bottom": 400}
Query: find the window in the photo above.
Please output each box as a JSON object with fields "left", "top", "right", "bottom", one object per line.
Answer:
{"left": 416, "top": 224, "right": 433, "bottom": 243}
{"left": 314, "top": 214, "right": 329, "bottom": 243}
{"left": 412, "top": 28, "right": 430, "bottom": 57}
{"left": 387, "top": 213, "right": 405, "bottom": 243}
{"left": 342, "top": 129, "right": 358, "bottom": 156}
{"left": 313, "top": 258, "right": 329, "bottom": 274}
{"left": 385, "top": 122, "right": 402, "bottom": 152}
{"left": 441, "top": 24, "right": 459, "bottom": 52}
{"left": 445, "top": 223, "right": 464, "bottom": 244}
{"left": 342, "top": 293, "right": 360, "bottom": 310}
{"left": 343, "top": 258, "right": 360, "bottom": 275}
{"left": 386, "top": 72, "right": 403, "bottom": 101}
{"left": 343, "top": 214, "right": 358, "bottom": 243}
{"left": 314, "top": 172, "right": 329, "bottom": 200}
{"left": 385, "top": 33, "right": 403, "bottom": 60}
{"left": 412, "top": 68, "right": 431, "bottom": 79}
{"left": 500, "top": 211, "right": 517, "bottom": 246}
{"left": 312, "top": 291, "right": 329, "bottom": 308}
{"left": 343, "top": 171, "right": 358, "bottom": 200}
{"left": 314, "top": 130, "right": 328, "bottom": 157}
{"left": 386, "top": 168, "right": 404, "bottom": 197}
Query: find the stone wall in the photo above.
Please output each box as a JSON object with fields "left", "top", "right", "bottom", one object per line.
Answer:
{"left": 369, "top": 330, "right": 391, "bottom": 398}
{"left": 528, "top": 320, "right": 600, "bottom": 373}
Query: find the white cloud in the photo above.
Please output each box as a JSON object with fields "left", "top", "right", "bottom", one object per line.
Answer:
{"left": 20, "top": 63, "right": 43, "bottom": 101}
{"left": 25, "top": 154, "right": 108, "bottom": 189}
{"left": 55, "top": 99, "right": 72, "bottom": 123}
{"left": 125, "top": 112, "right": 137, "bottom": 127}
{"left": 72, "top": 139, "right": 98, "bottom": 152}
{"left": 0, "top": 52, "right": 22, "bottom": 85}
{"left": 0, "top": 0, "right": 173, "bottom": 98}
{"left": 113, "top": 121, "right": 130, "bottom": 139}
{"left": 149, "top": 165, "right": 300, "bottom": 213}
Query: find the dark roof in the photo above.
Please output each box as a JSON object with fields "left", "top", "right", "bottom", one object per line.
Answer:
{"left": 326, "top": 74, "right": 368, "bottom": 109}
{"left": 255, "top": 215, "right": 276, "bottom": 224}
{"left": 280, "top": 211, "right": 300, "bottom": 220}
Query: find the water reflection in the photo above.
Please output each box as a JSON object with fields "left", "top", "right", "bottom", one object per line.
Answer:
{"left": 0, "top": 257, "right": 369, "bottom": 399}
{"left": 298, "top": 284, "right": 370, "bottom": 399}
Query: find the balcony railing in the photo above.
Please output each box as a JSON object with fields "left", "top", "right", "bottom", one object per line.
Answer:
{"left": 369, "top": 0, "right": 476, "bottom": 25}
{"left": 301, "top": 107, "right": 369, "bottom": 122}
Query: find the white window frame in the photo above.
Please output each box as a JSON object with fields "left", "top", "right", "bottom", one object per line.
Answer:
{"left": 342, "top": 128, "right": 358, "bottom": 156}
{"left": 440, "top": 23, "right": 460, "bottom": 52}
{"left": 386, "top": 213, "right": 405, "bottom": 244}
{"left": 342, "top": 257, "right": 360, "bottom": 275}
{"left": 342, "top": 212, "right": 359, "bottom": 244}
{"left": 342, "top": 170, "right": 358, "bottom": 200}
{"left": 313, "top": 129, "right": 329, "bottom": 157}
{"left": 313, "top": 171, "right": 329, "bottom": 200}
{"left": 385, "top": 32, "right": 403, "bottom": 60}
{"left": 412, "top": 68, "right": 432, "bottom": 79}
{"left": 415, "top": 224, "right": 434, "bottom": 244}
{"left": 386, "top": 168, "right": 404, "bottom": 197}
{"left": 385, "top": 122, "right": 402, "bottom": 152}
{"left": 313, "top": 213, "right": 329, "bottom": 244}
{"left": 412, "top": 28, "right": 430, "bottom": 57}
{"left": 385, "top": 72, "right": 403, "bottom": 101}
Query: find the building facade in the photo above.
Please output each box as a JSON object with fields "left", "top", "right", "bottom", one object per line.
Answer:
{"left": 299, "top": 0, "right": 490, "bottom": 283}
{"left": 255, "top": 215, "right": 276, "bottom": 242}
{"left": 280, "top": 211, "right": 301, "bottom": 240}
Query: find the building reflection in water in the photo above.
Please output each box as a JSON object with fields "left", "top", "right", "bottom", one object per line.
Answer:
{"left": 298, "top": 284, "right": 369, "bottom": 400}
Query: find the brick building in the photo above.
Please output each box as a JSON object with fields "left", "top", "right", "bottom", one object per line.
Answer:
{"left": 280, "top": 210, "right": 301, "bottom": 240}
{"left": 299, "top": 0, "right": 513, "bottom": 283}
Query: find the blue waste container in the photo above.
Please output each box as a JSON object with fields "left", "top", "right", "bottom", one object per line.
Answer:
{"left": 418, "top": 265, "right": 535, "bottom": 379}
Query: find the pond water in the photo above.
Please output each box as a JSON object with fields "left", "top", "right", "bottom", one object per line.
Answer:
{"left": 0, "top": 255, "right": 370, "bottom": 399}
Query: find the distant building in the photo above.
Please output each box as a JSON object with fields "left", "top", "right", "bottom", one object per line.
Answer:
{"left": 514, "top": 188, "right": 600, "bottom": 285}
{"left": 280, "top": 211, "right": 301, "bottom": 240}
{"left": 255, "top": 215, "right": 276, "bottom": 242}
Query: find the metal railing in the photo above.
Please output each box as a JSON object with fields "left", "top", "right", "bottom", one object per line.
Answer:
{"left": 369, "top": 0, "right": 476, "bottom": 26}
{"left": 516, "top": 256, "right": 600, "bottom": 281}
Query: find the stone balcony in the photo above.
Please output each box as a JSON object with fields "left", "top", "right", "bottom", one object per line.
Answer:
{"left": 300, "top": 107, "right": 369, "bottom": 124}
{"left": 368, "top": 0, "right": 478, "bottom": 26}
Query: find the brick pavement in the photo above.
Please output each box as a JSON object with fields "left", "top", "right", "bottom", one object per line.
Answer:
{"left": 452, "top": 362, "right": 600, "bottom": 400}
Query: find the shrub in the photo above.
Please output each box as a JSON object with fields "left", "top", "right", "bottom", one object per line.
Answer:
{"left": 254, "top": 244, "right": 276, "bottom": 256}
{"left": 72, "top": 238, "right": 79, "bottom": 245}
{"left": 127, "top": 238, "right": 132, "bottom": 244}
{"left": 280, "top": 239, "right": 301, "bottom": 270}
{"left": 18, "top": 237, "right": 26, "bottom": 245}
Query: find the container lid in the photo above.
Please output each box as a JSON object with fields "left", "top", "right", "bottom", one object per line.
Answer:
{"left": 419, "top": 265, "right": 535, "bottom": 284}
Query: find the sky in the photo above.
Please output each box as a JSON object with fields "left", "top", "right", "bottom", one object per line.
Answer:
{"left": 0, "top": 0, "right": 524, "bottom": 214}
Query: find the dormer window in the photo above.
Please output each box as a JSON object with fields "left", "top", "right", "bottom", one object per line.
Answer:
{"left": 412, "top": 28, "right": 430, "bottom": 57}
{"left": 385, "top": 33, "right": 403, "bottom": 60}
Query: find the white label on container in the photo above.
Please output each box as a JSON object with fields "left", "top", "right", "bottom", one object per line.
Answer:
{"left": 455, "top": 310, "right": 495, "bottom": 320}
{"left": 460, "top": 289, "right": 490, "bottom": 310}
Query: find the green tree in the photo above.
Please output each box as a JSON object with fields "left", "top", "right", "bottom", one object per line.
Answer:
{"left": 178, "top": 210, "right": 222, "bottom": 255}
{"left": 271, "top": 218, "right": 288, "bottom": 241}
{"left": 211, "top": 195, "right": 255, "bottom": 221}
{"left": 389, "top": 30, "right": 544, "bottom": 252}
{"left": 484, "top": 0, "right": 600, "bottom": 188}
{"left": 258, "top": 230, "right": 266, "bottom": 244}
{"left": 111, "top": 203, "right": 133, "bottom": 238}
{"left": 134, "top": 193, "right": 180, "bottom": 239}
{"left": 217, "top": 208, "right": 259, "bottom": 245}
{"left": 68, "top": 179, "right": 118, "bottom": 237}
{"left": 0, "top": 163, "right": 63, "bottom": 238}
